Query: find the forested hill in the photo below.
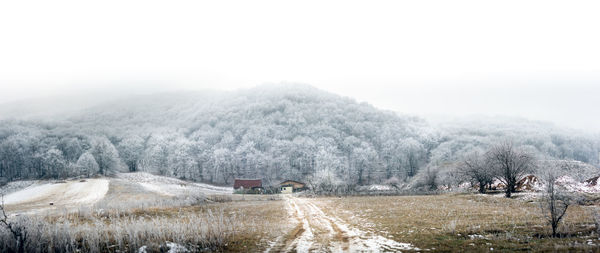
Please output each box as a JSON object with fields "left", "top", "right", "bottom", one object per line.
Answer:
{"left": 0, "top": 84, "right": 598, "bottom": 187}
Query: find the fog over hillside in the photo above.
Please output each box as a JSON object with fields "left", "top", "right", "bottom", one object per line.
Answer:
{"left": 3, "top": 1, "right": 600, "bottom": 251}
{"left": 1, "top": 84, "right": 598, "bottom": 187}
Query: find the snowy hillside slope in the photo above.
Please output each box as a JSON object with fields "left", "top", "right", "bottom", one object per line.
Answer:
{"left": 1, "top": 179, "right": 109, "bottom": 213}
{"left": 117, "top": 172, "right": 232, "bottom": 196}
{"left": 0, "top": 173, "right": 231, "bottom": 213}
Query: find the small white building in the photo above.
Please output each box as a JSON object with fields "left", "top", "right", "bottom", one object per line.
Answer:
{"left": 279, "top": 180, "right": 306, "bottom": 194}
{"left": 281, "top": 186, "right": 293, "bottom": 194}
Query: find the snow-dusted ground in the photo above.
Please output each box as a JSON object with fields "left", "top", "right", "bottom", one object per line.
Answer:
{"left": 453, "top": 173, "right": 600, "bottom": 195}
{"left": 137, "top": 242, "right": 188, "bottom": 253}
{"left": 1, "top": 173, "right": 230, "bottom": 213}
{"left": 557, "top": 175, "right": 600, "bottom": 193}
{"left": 366, "top": 184, "right": 395, "bottom": 191}
{"left": 486, "top": 174, "right": 600, "bottom": 201}
{"left": 287, "top": 198, "right": 315, "bottom": 252}
{"left": 2, "top": 179, "right": 109, "bottom": 212}
{"left": 271, "top": 196, "right": 418, "bottom": 252}
{"left": 508, "top": 175, "right": 600, "bottom": 195}
{"left": 0, "top": 180, "right": 37, "bottom": 197}
{"left": 117, "top": 172, "right": 232, "bottom": 196}
{"left": 3, "top": 183, "right": 64, "bottom": 204}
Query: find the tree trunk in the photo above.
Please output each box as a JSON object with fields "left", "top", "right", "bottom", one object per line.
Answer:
{"left": 357, "top": 168, "right": 363, "bottom": 185}
{"left": 505, "top": 180, "right": 516, "bottom": 197}
{"left": 18, "top": 236, "right": 25, "bottom": 253}
{"left": 478, "top": 181, "right": 486, "bottom": 194}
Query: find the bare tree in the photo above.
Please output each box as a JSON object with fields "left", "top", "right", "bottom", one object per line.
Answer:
{"left": 422, "top": 166, "right": 439, "bottom": 191}
{"left": 311, "top": 168, "right": 343, "bottom": 195}
{"left": 540, "top": 171, "right": 577, "bottom": 237}
{"left": 0, "top": 196, "right": 27, "bottom": 253}
{"left": 459, "top": 152, "right": 494, "bottom": 193}
{"left": 486, "top": 142, "right": 536, "bottom": 197}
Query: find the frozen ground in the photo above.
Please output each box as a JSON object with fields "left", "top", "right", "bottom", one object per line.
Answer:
{"left": 557, "top": 175, "right": 600, "bottom": 193}
{"left": 0, "top": 180, "right": 37, "bottom": 197}
{"left": 2, "top": 178, "right": 109, "bottom": 213}
{"left": 117, "top": 172, "right": 232, "bottom": 196}
{"left": 266, "top": 196, "right": 418, "bottom": 252}
{"left": 1, "top": 172, "right": 231, "bottom": 213}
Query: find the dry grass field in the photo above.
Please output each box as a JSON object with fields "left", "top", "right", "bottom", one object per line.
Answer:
{"left": 0, "top": 175, "right": 291, "bottom": 252}
{"left": 4, "top": 188, "right": 600, "bottom": 252}
{"left": 313, "top": 194, "right": 600, "bottom": 252}
{"left": 1, "top": 196, "right": 290, "bottom": 252}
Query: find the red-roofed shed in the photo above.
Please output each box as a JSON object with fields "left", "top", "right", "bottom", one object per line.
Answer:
{"left": 233, "top": 179, "right": 262, "bottom": 190}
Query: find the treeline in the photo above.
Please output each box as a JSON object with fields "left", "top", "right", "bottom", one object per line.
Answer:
{"left": 0, "top": 84, "right": 598, "bottom": 186}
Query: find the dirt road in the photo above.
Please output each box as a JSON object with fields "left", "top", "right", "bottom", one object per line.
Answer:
{"left": 267, "top": 196, "right": 417, "bottom": 252}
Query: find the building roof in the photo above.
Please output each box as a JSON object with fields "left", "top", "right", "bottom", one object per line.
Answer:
{"left": 280, "top": 180, "right": 305, "bottom": 186}
{"left": 233, "top": 179, "right": 262, "bottom": 189}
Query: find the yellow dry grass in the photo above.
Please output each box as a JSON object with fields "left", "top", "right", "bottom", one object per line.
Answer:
{"left": 8, "top": 191, "right": 600, "bottom": 252}
{"left": 314, "top": 194, "right": 600, "bottom": 252}
{"left": 37, "top": 196, "right": 290, "bottom": 252}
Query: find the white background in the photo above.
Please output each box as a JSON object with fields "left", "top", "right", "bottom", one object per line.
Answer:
{"left": 1, "top": 0, "right": 599, "bottom": 130}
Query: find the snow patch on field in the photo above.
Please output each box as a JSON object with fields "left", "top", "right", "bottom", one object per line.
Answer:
{"left": 321, "top": 206, "right": 418, "bottom": 252}
{"left": 165, "top": 242, "right": 188, "bottom": 252}
{"left": 2, "top": 179, "right": 109, "bottom": 206}
{"left": 3, "top": 183, "right": 62, "bottom": 204}
{"left": 138, "top": 182, "right": 184, "bottom": 197}
{"left": 516, "top": 175, "right": 600, "bottom": 194}
{"left": 118, "top": 172, "right": 232, "bottom": 196}
{"left": 489, "top": 175, "right": 600, "bottom": 200}
{"left": 556, "top": 176, "right": 600, "bottom": 193}
{"left": 287, "top": 198, "right": 314, "bottom": 253}
{"left": 367, "top": 184, "right": 394, "bottom": 191}
{"left": 65, "top": 179, "right": 109, "bottom": 203}
{"left": 284, "top": 197, "right": 418, "bottom": 252}
{"left": 0, "top": 180, "right": 37, "bottom": 197}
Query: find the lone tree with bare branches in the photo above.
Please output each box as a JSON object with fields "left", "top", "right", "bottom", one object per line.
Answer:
{"left": 539, "top": 162, "right": 581, "bottom": 237}
{"left": 459, "top": 151, "right": 494, "bottom": 194}
{"left": 486, "top": 142, "right": 536, "bottom": 198}
{"left": 540, "top": 172, "right": 571, "bottom": 237}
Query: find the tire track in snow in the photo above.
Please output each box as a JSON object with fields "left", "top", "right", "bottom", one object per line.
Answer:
{"left": 274, "top": 196, "right": 418, "bottom": 252}
{"left": 287, "top": 198, "right": 315, "bottom": 252}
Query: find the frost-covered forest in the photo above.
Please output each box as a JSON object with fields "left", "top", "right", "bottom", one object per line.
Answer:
{"left": 1, "top": 84, "right": 598, "bottom": 186}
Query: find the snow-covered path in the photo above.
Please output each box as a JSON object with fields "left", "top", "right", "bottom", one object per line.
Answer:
{"left": 270, "top": 196, "right": 417, "bottom": 252}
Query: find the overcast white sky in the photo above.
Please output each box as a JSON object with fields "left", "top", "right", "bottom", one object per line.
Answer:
{"left": 0, "top": 0, "right": 599, "bottom": 131}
